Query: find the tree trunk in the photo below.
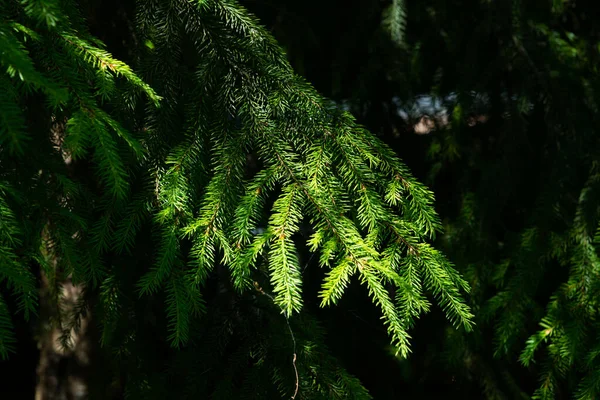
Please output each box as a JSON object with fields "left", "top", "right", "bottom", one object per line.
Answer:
{"left": 35, "top": 272, "right": 91, "bottom": 400}
{"left": 35, "top": 118, "right": 92, "bottom": 400}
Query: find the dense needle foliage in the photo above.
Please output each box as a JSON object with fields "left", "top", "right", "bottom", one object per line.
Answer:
{"left": 0, "top": 0, "right": 474, "bottom": 398}
{"left": 248, "top": 0, "right": 600, "bottom": 398}
{"left": 2, "top": 0, "right": 600, "bottom": 398}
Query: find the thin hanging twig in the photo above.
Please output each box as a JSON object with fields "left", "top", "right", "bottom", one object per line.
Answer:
{"left": 285, "top": 317, "right": 299, "bottom": 399}
{"left": 254, "top": 281, "right": 299, "bottom": 399}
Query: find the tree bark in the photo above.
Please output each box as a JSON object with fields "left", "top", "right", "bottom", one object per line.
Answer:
{"left": 35, "top": 118, "right": 92, "bottom": 400}
{"left": 35, "top": 270, "right": 91, "bottom": 400}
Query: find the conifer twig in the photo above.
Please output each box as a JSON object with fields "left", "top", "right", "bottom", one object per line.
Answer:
{"left": 254, "top": 281, "right": 299, "bottom": 398}
{"left": 288, "top": 330, "right": 298, "bottom": 399}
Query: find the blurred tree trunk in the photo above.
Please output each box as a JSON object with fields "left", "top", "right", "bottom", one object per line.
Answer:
{"left": 35, "top": 273, "right": 91, "bottom": 400}
{"left": 35, "top": 119, "right": 92, "bottom": 400}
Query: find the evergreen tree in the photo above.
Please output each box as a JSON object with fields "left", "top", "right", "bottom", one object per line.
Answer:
{"left": 247, "top": 0, "right": 600, "bottom": 398}
{"left": 0, "top": 0, "right": 473, "bottom": 397}
{"left": 5, "top": 0, "right": 600, "bottom": 398}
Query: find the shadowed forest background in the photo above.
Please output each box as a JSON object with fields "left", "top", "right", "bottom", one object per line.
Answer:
{"left": 2, "top": 0, "right": 600, "bottom": 399}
